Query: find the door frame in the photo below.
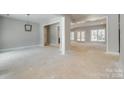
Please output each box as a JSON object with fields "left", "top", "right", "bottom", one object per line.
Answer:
{"left": 42, "top": 22, "right": 60, "bottom": 47}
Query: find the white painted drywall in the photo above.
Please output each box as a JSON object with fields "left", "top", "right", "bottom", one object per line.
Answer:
{"left": 48, "top": 23, "right": 59, "bottom": 46}
{"left": 41, "top": 17, "right": 61, "bottom": 47}
{"left": 41, "top": 15, "right": 71, "bottom": 55}
{"left": 0, "top": 16, "right": 40, "bottom": 50}
{"left": 120, "top": 15, "right": 124, "bottom": 63}
{"left": 60, "top": 15, "right": 71, "bottom": 54}
{"left": 106, "top": 14, "right": 119, "bottom": 54}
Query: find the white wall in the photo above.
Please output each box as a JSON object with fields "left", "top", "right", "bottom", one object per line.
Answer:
{"left": 48, "top": 23, "right": 59, "bottom": 46}
{"left": 120, "top": 15, "right": 124, "bottom": 64}
{"left": 107, "top": 15, "right": 119, "bottom": 54}
{"left": 60, "top": 15, "right": 71, "bottom": 54}
{"left": 0, "top": 16, "right": 40, "bottom": 51}
{"left": 41, "top": 17, "right": 61, "bottom": 47}
{"left": 41, "top": 16, "right": 71, "bottom": 55}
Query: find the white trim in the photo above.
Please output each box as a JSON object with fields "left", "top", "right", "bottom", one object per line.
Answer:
{"left": 105, "top": 52, "right": 120, "bottom": 56}
{"left": 0, "top": 44, "right": 42, "bottom": 52}
{"left": 106, "top": 16, "right": 109, "bottom": 53}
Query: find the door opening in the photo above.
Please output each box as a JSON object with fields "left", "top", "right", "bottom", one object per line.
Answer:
{"left": 43, "top": 23, "right": 60, "bottom": 48}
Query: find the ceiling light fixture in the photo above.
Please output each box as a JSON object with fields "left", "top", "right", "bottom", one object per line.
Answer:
{"left": 25, "top": 14, "right": 32, "bottom": 32}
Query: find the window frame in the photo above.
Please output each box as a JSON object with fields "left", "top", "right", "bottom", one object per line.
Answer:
{"left": 81, "top": 31, "right": 85, "bottom": 41}
{"left": 77, "top": 31, "right": 81, "bottom": 41}
{"left": 91, "top": 29, "right": 105, "bottom": 42}
{"left": 70, "top": 32, "right": 75, "bottom": 40}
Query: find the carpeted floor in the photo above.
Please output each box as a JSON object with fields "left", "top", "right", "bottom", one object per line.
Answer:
{"left": 0, "top": 42, "right": 123, "bottom": 79}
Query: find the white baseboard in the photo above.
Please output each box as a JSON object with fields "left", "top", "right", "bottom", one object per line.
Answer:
{"left": 105, "top": 52, "right": 120, "bottom": 56}
{"left": 0, "top": 44, "right": 42, "bottom": 52}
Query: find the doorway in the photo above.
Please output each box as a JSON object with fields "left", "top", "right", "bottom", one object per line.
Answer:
{"left": 43, "top": 23, "right": 60, "bottom": 48}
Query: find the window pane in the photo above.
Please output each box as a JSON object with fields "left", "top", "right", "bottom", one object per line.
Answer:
{"left": 77, "top": 32, "right": 80, "bottom": 41}
{"left": 98, "top": 29, "right": 105, "bottom": 41}
{"left": 81, "top": 32, "right": 85, "bottom": 41}
{"left": 91, "top": 30, "right": 97, "bottom": 41}
{"left": 70, "top": 32, "right": 74, "bottom": 40}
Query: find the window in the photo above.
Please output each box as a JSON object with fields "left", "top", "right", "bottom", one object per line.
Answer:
{"left": 91, "top": 29, "right": 105, "bottom": 42}
{"left": 98, "top": 29, "right": 105, "bottom": 41}
{"left": 76, "top": 31, "right": 85, "bottom": 41}
{"left": 77, "top": 32, "right": 81, "bottom": 41}
{"left": 70, "top": 32, "right": 75, "bottom": 40}
{"left": 81, "top": 32, "right": 85, "bottom": 41}
{"left": 91, "top": 30, "right": 97, "bottom": 41}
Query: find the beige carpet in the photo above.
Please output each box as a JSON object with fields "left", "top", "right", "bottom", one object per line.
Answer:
{"left": 0, "top": 42, "right": 123, "bottom": 79}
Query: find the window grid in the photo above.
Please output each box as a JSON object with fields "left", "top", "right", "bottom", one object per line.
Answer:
{"left": 70, "top": 32, "right": 75, "bottom": 40}
{"left": 91, "top": 29, "right": 105, "bottom": 42}
{"left": 77, "top": 32, "right": 81, "bottom": 41}
{"left": 76, "top": 31, "right": 85, "bottom": 41}
{"left": 81, "top": 32, "right": 85, "bottom": 41}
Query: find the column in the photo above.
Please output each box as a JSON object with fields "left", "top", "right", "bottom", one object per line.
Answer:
{"left": 106, "top": 14, "right": 119, "bottom": 54}
{"left": 60, "top": 15, "right": 71, "bottom": 55}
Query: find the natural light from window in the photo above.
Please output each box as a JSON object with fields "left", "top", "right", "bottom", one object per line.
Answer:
{"left": 77, "top": 32, "right": 81, "bottom": 41}
{"left": 70, "top": 32, "right": 75, "bottom": 40}
{"left": 91, "top": 29, "right": 105, "bottom": 42}
{"left": 81, "top": 32, "right": 85, "bottom": 41}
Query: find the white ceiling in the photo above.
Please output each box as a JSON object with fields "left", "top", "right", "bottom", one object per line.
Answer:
{"left": 71, "top": 14, "right": 107, "bottom": 23}
{"left": 71, "top": 19, "right": 106, "bottom": 29}
{"left": 0, "top": 14, "right": 107, "bottom": 27}
{"left": 70, "top": 14, "right": 107, "bottom": 28}
{"left": 0, "top": 14, "right": 60, "bottom": 24}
